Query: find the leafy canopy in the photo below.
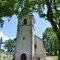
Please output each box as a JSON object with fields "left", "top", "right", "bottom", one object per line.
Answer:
{"left": 42, "top": 27, "right": 58, "bottom": 55}
{"left": 4, "top": 39, "right": 15, "bottom": 54}
{"left": 0, "top": 0, "right": 60, "bottom": 28}
{"left": 0, "top": 0, "right": 18, "bottom": 27}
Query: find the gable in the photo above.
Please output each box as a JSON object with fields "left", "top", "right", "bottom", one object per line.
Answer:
{"left": 34, "top": 35, "right": 45, "bottom": 49}
{"left": 34, "top": 35, "right": 43, "bottom": 44}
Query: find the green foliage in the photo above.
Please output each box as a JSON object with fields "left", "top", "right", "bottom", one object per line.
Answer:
{"left": 2, "top": 57, "right": 12, "bottom": 60}
{"left": 0, "top": 49, "right": 5, "bottom": 52}
{"left": 0, "top": 0, "right": 60, "bottom": 27}
{"left": 0, "top": 0, "right": 18, "bottom": 17}
{"left": 52, "top": 56, "right": 58, "bottom": 60}
{"left": 1, "top": 0, "right": 60, "bottom": 27}
{"left": 0, "top": 0, "right": 19, "bottom": 27}
{"left": 4, "top": 39, "right": 15, "bottom": 54}
{"left": 42, "top": 27, "right": 58, "bottom": 55}
{"left": 0, "top": 0, "right": 60, "bottom": 59}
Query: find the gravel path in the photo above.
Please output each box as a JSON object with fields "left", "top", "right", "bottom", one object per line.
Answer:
{"left": 46, "top": 56, "right": 53, "bottom": 60}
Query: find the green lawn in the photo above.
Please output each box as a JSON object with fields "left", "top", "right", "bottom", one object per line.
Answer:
{"left": 1, "top": 56, "right": 58, "bottom": 60}
{"left": 0, "top": 52, "right": 13, "bottom": 60}
{"left": 1, "top": 57, "right": 12, "bottom": 60}
{"left": 52, "top": 56, "right": 58, "bottom": 60}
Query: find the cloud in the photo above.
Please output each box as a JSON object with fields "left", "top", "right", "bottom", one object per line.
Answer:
{"left": 0, "top": 32, "right": 9, "bottom": 42}
{"left": 0, "top": 32, "right": 15, "bottom": 50}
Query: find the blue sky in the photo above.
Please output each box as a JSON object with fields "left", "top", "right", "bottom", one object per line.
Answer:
{"left": 34, "top": 13, "right": 51, "bottom": 38}
{"left": 0, "top": 13, "right": 51, "bottom": 43}
{"left": 0, "top": 13, "right": 52, "bottom": 49}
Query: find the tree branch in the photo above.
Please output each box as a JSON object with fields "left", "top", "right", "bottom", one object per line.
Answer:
{"left": 45, "top": 0, "right": 58, "bottom": 32}
{"left": 54, "top": 0, "right": 57, "bottom": 12}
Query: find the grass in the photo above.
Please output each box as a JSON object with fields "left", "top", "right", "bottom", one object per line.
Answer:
{"left": 1, "top": 55, "right": 58, "bottom": 60}
{"left": 52, "top": 56, "right": 58, "bottom": 60}
{"left": 0, "top": 52, "right": 13, "bottom": 60}
{"left": 1, "top": 57, "right": 13, "bottom": 60}
{"left": 46, "top": 56, "right": 58, "bottom": 60}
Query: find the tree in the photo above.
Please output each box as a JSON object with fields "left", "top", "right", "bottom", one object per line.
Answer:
{"left": 0, "top": 0, "right": 60, "bottom": 59}
{"left": 0, "top": 0, "right": 19, "bottom": 27}
{"left": 18, "top": 0, "right": 60, "bottom": 59}
{"left": 0, "top": 49, "right": 4, "bottom": 52}
{"left": 4, "top": 39, "right": 15, "bottom": 55}
{"left": 42, "top": 27, "right": 59, "bottom": 56}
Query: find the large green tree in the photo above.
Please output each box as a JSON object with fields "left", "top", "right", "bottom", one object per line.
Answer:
{"left": 0, "top": 0, "right": 19, "bottom": 27}
{"left": 42, "top": 27, "right": 58, "bottom": 56}
{"left": 0, "top": 0, "right": 60, "bottom": 59}
{"left": 18, "top": 0, "right": 60, "bottom": 59}
{"left": 4, "top": 39, "right": 15, "bottom": 55}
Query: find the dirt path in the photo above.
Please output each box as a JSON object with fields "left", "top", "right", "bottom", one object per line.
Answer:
{"left": 46, "top": 56, "right": 53, "bottom": 60}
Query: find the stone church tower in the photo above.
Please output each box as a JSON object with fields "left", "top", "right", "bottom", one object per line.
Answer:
{"left": 14, "top": 13, "right": 35, "bottom": 60}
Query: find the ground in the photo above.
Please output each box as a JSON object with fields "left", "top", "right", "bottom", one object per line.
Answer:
{"left": 1, "top": 57, "right": 12, "bottom": 60}
{"left": 46, "top": 56, "right": 58, "bottom": 60}
{"left": 46, "top": 56, "right": 53, "bottom": 60}
{"left": 0, "top": 56, "right": 58, "bottom": 60}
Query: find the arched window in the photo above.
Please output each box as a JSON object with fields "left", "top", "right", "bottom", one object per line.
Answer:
{"left": 23, "top": 19, "right": 27, "bottom": 25}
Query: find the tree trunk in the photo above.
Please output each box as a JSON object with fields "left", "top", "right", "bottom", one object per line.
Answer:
{"left": 54, "top": 49, "right": 57, "bottom": 56}
{"left": 58, "top": 16, "right": 60, "bottom": 60}
{"left": 54, "top": 41, "right": 57, "bottom": 56}
{"left": 58, "top": 37, "right": 60, "bottom": 60}
{"left": 10, "top": 51, "right": 12, "bottom": 57}
{"left": 50, "top": 42, "right": 52, "bottom": 55}
{"left": 45, "top": 0, "right": 60, "bottom": 60}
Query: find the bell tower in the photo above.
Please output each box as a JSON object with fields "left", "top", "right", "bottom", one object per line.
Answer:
{"left": 14, "top": 13, "right": 35, "bottom": 60}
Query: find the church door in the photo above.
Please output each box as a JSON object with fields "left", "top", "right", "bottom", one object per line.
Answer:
{"left": 21, "top": 53, "right": 26, "bottom": 60}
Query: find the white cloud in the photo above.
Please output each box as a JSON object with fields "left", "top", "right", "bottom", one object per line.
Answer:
{"left": 0, "top": 32, "right": 15, "bottom": 50}
{"left": 0, "top": 32, "right": 9, "bottom": 42}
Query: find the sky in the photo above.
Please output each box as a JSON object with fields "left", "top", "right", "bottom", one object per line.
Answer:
{"left": 0, "top": 13, "right": 51, "bottom": 42}
{"left": 0, "top": 13, "right": 51, "bottom": 49}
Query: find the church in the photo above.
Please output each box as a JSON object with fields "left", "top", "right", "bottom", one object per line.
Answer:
{"left": 13, "top": 13, "right": 46, "bottom": 60}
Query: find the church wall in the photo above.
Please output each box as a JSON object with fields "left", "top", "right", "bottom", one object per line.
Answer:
{"left": 14, "top": 14, "right": 35, "bottom": 60}
{"left": 15, "top": 26, "right": 32, "bottom": 60}
{"left": 34, "top": 36, "right": 46, "bottom": 60}
{"left": 18, "top": 15, "right": 33, "bottom": 26}
{"left": 32, "top": 26, "right": 34, "bottom": 59}
{"left": 14, "top": 13, "right": 46, "bottom": 60}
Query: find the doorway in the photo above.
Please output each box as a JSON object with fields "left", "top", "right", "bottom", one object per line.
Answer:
{"left": 21, "top": 53, "right": 26, "bottom": 60}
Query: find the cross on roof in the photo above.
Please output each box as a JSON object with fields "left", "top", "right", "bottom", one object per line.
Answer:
{"left": 0, "top": 37, "right": 5, "bottom": 51}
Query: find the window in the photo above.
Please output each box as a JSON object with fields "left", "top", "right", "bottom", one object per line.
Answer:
{"left": 34, "top": 44, "right": 37, "bottom": 49}
{"left": 23, "top": 19, "right": 27, "bottom": 25}
{"left": 23, "top": 37, "right": 25, "bottom": 40}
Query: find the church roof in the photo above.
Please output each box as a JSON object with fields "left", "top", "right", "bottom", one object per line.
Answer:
{"left": 34, "top": 35, "right": 45, "bottom": 47}
{"left": 34, "top": 35, "right": 43, "bottom": 41}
